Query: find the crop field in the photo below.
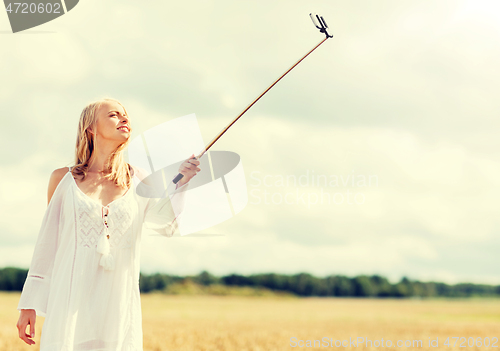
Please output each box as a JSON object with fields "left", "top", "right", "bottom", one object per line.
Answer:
{"left": 1, "top": 291, "right": 499, "bottom": 350}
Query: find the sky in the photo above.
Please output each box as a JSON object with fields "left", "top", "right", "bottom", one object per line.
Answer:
{"left": 1, "top": 0, "right": 500, "bottom": 285}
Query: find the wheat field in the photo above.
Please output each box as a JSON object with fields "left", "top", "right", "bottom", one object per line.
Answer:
{"left": 2, "top": 291, "right": 499, "bottom": 351}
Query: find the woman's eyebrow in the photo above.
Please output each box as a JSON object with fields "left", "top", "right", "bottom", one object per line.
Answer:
{"left": 108, "top": 110, "right": 126, "bottom": 116}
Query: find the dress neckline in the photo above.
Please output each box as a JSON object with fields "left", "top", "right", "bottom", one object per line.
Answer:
{"left": 68, "top": 167, "right": 133, "bottom": 208}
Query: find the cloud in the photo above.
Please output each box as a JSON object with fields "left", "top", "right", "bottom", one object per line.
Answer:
{"left": 1, "top": 0, "right": 499, "bottom": 285}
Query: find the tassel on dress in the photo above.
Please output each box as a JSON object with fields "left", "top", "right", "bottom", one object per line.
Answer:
{"left": 99, "top": 251, "right": 115, "bottom": 271}
{"left": 97, "top": 232, "right": 115, "bottom": 270}
{"left": 98, "top": 207, "right": 115, "bottom": 271}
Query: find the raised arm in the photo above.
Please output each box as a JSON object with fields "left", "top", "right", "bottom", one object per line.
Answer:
{"left": 133, "top": 156, "right": 199, "bottom": 237}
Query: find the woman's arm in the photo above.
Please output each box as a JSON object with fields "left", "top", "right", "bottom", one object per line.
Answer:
{"left": 16, "top": 168, "right": 67, "bottom": 345}
{"left": 134, "top": 156, "right": 200, "bottom": 237}
{"left": 17, "top": 168, "right": 65, "bottom": 315}
{"left": 143, "top": 179, "right": 190, "bottom": 237}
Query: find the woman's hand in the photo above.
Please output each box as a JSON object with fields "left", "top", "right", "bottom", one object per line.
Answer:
{"left": 17, "top": 309, "right": 36, "bottom": 345}
{"left": 176, "top": 154, "right": 201, "bottom": 188}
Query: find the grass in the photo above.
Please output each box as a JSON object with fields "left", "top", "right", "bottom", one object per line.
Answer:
{"left": 2, "top": 291, "right": 499, "bottom": 350}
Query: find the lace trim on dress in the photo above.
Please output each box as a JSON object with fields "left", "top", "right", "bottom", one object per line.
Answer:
{"left": 70, "top": 166, "right": 135, "bottom": 271}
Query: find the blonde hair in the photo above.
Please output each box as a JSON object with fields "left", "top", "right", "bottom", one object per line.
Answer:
{"left": 71, "top": 97, "right": 133, "bottom": 189}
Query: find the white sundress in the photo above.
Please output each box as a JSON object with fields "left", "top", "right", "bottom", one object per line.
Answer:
{"left": 17, "top": 165, "right": 189, "bottom": 351}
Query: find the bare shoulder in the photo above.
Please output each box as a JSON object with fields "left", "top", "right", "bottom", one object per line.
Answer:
{"left": 47, "top": 167, "right": 70, "bottom": 205}
{"left": 50, "top": 167, "right": 69, "bottom": 186}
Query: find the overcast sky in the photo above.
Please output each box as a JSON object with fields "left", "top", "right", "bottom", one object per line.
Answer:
{"left": 1, "top": 0, "right": 500, "bottom": 285}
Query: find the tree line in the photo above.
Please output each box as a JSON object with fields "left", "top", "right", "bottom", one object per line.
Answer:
{"left": 1, "top": 267, "right": 499, "bottom": 298}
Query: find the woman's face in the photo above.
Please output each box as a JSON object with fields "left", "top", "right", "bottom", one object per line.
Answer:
{"left": 92, "top": 101, "right": 131, "bottom": 144}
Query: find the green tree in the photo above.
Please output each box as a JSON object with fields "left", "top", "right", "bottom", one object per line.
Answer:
{"left": 353, "top": 276, "right": 375, "bottom": 297}
{"left": 193, "top": 270, "right": 219, "bottom": 286}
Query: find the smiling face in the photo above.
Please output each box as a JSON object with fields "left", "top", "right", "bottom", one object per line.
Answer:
{"left": 92, "top": 100, "right": 131, "bottom": 144}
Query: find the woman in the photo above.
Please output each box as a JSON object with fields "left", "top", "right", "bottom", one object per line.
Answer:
{"left": 15, "top": 97, "right": 201, "bottom": 350}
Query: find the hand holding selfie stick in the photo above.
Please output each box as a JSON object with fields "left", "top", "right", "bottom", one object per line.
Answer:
{"left": 172, "top": 13, "right": 333, "bottom": 184}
